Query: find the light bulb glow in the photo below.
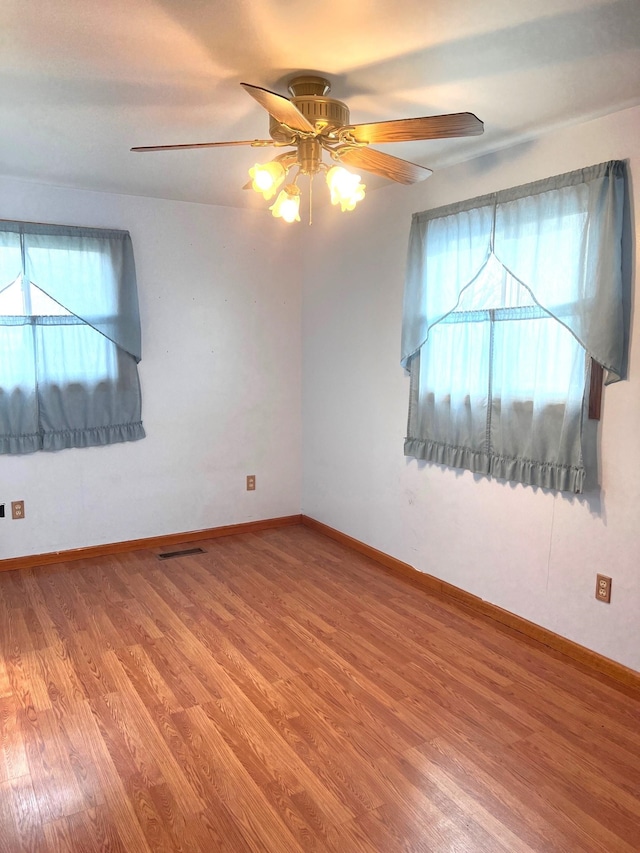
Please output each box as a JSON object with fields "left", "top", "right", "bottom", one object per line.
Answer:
{"left": 269, "top": 185, "right": 301, "bottom": 223}
{"left": 249, "top": 162, "right": 286, "bottom": 200}
{"left": 326, "top": 166, "right": 366, "bottom": 212}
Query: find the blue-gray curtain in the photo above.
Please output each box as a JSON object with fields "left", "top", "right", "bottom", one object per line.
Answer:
{"left": 0, "top": 221, "right": 145, "bottom": 454}
{"left": 401, "top": 161, "right": 626, "bottom": 493}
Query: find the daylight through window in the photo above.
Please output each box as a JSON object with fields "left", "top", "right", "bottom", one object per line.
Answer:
{"left": 401, "top": 161, "right": 626, "bottom": 493}
{"left": 0, "top": 221, "right": 145, "bottom": 454}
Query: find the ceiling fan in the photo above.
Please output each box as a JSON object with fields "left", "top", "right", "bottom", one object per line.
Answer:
{"left": 132, "top": 75, "right": 484, "bottom": 222}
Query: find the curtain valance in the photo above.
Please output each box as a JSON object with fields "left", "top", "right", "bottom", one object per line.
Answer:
{"left": 0, "top": 220, "right": 141, "bottom": 361}
{"left": 401, "top": 161, "right": 626, "bottom": 384}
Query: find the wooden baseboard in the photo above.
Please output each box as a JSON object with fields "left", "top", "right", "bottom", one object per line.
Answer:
{"left": 0, "top": 514, "right": 303, "bottom": 573}
{"left": 301, "top": 515, "right": 640, "bottom": 693}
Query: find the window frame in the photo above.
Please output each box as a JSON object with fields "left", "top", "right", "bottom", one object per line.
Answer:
{"left": 401, "top": 161, "right": 626, "bottom": 493}
{"left": 0, "top": 219, "right": 145, "bottom": 455}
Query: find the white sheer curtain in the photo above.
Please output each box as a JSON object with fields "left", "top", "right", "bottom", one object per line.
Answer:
{"left": 402, "top": 161, "right": 626, "bottom": 493}
{"left": 0, "top": 222, "right": 144, "bottom": 455}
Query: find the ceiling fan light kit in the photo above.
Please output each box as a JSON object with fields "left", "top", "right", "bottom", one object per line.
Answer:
{"left": 132, "top": 75, "right": 484, "bottom": 224}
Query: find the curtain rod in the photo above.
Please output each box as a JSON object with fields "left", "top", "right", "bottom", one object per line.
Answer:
{"left": 0, "top": 216, "right": 75, "bottom": 227}
{"left": 0, "top": 218, "right": 129, "bottom": 235}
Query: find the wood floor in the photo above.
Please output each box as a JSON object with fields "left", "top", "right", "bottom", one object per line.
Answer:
{"left": 0, "top": 526, "right": 639, "bottom": 852}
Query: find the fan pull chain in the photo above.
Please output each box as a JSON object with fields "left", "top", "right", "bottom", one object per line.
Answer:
{"left": 309, "top": 174, "right": 313, "bottom": 225}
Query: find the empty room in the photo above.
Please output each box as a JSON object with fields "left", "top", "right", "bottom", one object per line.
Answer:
{"left": 1, "top": 1, "right": 639, "bottom": 851}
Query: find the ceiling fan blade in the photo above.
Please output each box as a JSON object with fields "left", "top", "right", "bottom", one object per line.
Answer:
{"left": 338, "top": 147, "right": 432, "bottom": 184}
{"left": 348, "top": 113, "right": 484, "bottom": 144}
{"left": 241, "top": 83, "right": 315, "bottom": 134}
{"left": 131, "top": 140, "right": 274, "bottom": 152}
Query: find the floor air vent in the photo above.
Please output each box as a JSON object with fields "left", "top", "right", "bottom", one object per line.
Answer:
{"left": 157, "top": 547, "right": 205, "bottom": 560}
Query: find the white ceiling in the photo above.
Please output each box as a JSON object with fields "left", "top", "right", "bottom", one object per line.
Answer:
{"left": 2, "top": 0, "right": 639, "bottom": 209}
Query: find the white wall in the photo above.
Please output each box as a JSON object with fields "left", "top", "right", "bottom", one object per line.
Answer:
{"left": 0, "top": 178, "right": 302, "bottom": 559}
{"left": 302, "top": 106, "right": 640, "bottom": 672}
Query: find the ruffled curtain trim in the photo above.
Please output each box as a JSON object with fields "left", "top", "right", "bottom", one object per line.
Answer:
{"left": 0, "top": 421, "right": 145, "bottom": 455}
{"left": 404, "top": 437, "right": 585, "bottom": 494}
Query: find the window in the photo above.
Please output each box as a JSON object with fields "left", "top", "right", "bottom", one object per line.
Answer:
{"left": 401, "top": 161, "right": 626, "bottom": 493}
{"left": 0, "top": 221, "right": 145, "bottom": 454}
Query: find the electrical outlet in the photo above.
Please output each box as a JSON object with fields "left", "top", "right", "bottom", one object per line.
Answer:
{"left": 246, "top": 475, "right": 256, "bottom": 491}
{"left": 595, "top": 573, "right": 612, "bottom": 603}
{"left": 11, "top": 500, "right": 25, "bottom": 520}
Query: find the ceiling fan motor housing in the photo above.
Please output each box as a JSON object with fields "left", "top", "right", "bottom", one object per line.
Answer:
{"left": 132, "top": 74, "right": 481, "bottom": 190}
{"left": 269, "top": 75, "right": 350, "bottom": 141}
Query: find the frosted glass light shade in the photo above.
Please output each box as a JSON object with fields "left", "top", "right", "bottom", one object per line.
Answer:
{"left": 269, "top": 185, "right": 301, "bottom": 223}
{"left": 249, "top": 161, "right": 286, "bottom": 200}
{"left": 326, "top": 166, "right": 366, "bottom": 211}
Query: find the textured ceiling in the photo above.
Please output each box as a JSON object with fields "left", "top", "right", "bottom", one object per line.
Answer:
{"left": 2, "top": 0, "right": 639, "bottom": 208}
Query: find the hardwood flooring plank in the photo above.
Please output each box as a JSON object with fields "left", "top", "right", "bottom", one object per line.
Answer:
{"left": 285, "top": 709, "right": 387, "bottom": 816}
{"left": 159, "top": 568, "right": 237, "bottom": 626}
{"left": 192, "top": 803, "right": 257, "bottom": 853}
{"left": 508, "top": 731, "right": 640, "bottom": 846}
{"left": 0, "top": 654, "right": 11, "bottom": 701}
{"left": 75, "top": 701, "right": 153, "bottom": 853}
{"left": 147, "top": 781, "right": 208, "bottom": 853}
{"left": 9, "top": 773, "right": 45, "bottom": 853}
{"left": 123, "top": 772, "right": 177, "bottom": 853}
{"left": 176, "top": 704, "right": 303, "bottom": 853}
{"left": 170, "top": 558, "right": 250, "bottom": 623}
{"left": 0, "top": 695, "right": 29, "bottom": 783}
{"left": 53, "top": 713, "right": 105, "bottom": 813}
{"left": 98, "top": 663, "right": 204, "bottom": 816}
{"left": 70, "top": 807, "right": 127, "bottom": 853}
{"left": 112, "top": 645, "right": 182, "bottom": 715}
{"left": 353, "top": 801, "right": 479, "bottom": 853}
{"left": 41, "top": 818, "right": 76, "bottom": 853}
{"left": 173, "top": 607, "right": 302, "bottom": 719}
{"left": 276, "top": 669, "right": 420, "bottom": 765}
{"left": 36, "top": 646, "right": 86, "bottom": 717}
{"left": 141, "top": 637, "right": 219, "bottom": 707}
{"left": 85, "top": 694, "right": 141, "bottom": 784}
{"left": 388, "top": 590, "right": 640, "bottom": 716}
{"left": 417, "top": 734, "right": 633, "bottom": 852}
{"left": 20, "top": 707, "right": 86, "bottom": 823}
{"left": 278, "top": 622, "right": 436, "bottom": 746}
{"left": 216, "top": 616, "right": 300, "bottom": 683}
{"left": 201, "top": 693, "right": 353, "bottom": 826}
{"left": 64, "top": 631, "right": 117, "bottom": 701}
{"left": 79, "top": 605, "right": 124, "bottom": 656}
{"left": 143, "top": 567, "right": 195, "bottom": 613}
{"left": 0, "top": 778, "right": 20, "bottom": 853}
